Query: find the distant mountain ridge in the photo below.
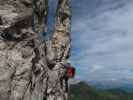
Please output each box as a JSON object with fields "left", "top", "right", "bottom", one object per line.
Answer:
{"left": 87, "top": 81, "right": 133, "bottom": 93}
{"left": 69, "top": 82, "right": 133, "bottom": 100}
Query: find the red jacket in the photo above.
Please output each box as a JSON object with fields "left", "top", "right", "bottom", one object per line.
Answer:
{"left": 65, "top": 64, "right": 75, "bottom": 78}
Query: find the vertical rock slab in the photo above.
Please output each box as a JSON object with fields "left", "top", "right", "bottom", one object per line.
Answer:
{"left": 0, "top": 0, "right": 72, "bottom": 100}
{"left": 32, "top": 0, "right": 48, "bottom": 34}
{"left": 46, "top": 0, "right": 71, "bottom": 100}
{"left": 0, "top": 1, "right": 48, "bottom": 100}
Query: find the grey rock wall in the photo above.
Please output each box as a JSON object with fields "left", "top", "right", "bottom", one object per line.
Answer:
{"left": 0, "top": 0, "right": 71, "bottom": 100}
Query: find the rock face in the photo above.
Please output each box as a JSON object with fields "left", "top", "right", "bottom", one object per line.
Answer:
{"left": 0, "top": 0, "right": 71, "bottom": 100}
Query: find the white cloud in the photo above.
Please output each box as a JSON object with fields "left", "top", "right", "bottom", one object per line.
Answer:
{"left": 71, "top": 0, "right": 133, "bottom": 85}
{"left": 90, "top": 65, "right": 105, "bottom": 73}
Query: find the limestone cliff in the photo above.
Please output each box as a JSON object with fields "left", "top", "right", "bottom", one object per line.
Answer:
{"left": 0, "top": 0, "right": 71, "bottom": 100}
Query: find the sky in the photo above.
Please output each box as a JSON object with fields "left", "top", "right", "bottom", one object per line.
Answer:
{"left": 70, "top": 0, "right": 133, "bottom": 88}
{"left": 49, "top": 0, "right": 133, "bottom": 89}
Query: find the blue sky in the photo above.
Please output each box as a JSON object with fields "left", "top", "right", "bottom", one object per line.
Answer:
{"left": 70, "top": 0, "right": 133, "bottom": 88}
{"left": 49, "top": 0, "right": 133, "bottom": 88}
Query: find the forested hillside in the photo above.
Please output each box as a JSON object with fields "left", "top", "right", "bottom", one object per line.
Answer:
{"left": 69, "top": 82, "right": 133, "bottom": 100}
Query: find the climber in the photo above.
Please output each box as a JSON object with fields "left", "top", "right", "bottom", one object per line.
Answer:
{"left": 65, "top": 63, "right": 75, "bottom": 79}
